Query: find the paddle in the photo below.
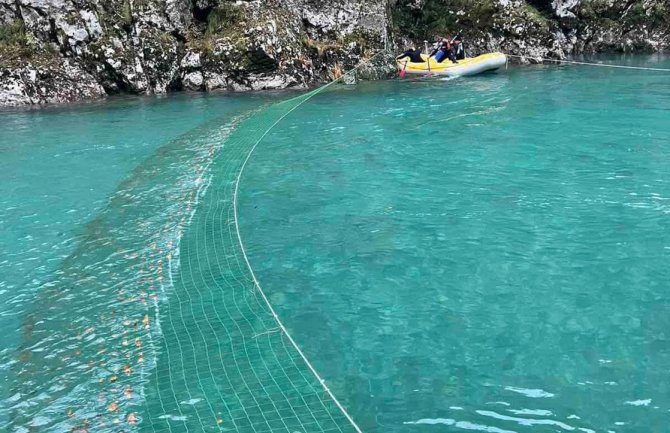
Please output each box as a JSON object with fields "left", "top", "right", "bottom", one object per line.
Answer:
{"left": 399, "top": 59, "right": 408, "bottom": 78}
{"left": 423, "top": 40, "right": 433, "bottom": 78}
{"left": 426, "top": 52, "right": 432, "bottom": 78}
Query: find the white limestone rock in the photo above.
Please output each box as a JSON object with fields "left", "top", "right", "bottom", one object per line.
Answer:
{"left": 553, "top": 0, "right": 580, "bottom": 18}
{"left": 80, "top": 9, "right": 102, "bottom": 39}
{"left": 0, "top": 59, "right": 105, "bottom": 106}
{"left": 165, "top": 0, "right": 192, "bottom": 29}
{"left": 183, "top": 71, "right": 204, "bottom": 90}
{"left": 0, "top": 71, "right": 32, "bottom": 105}
{"left": 180, "top": 51, "right": 201, "bottom": 69}
{"left": 248, "top": 73, "right": 299, "bottom": 90}
{"left": 204, "top": 73, "right": 228, "bottom": 91}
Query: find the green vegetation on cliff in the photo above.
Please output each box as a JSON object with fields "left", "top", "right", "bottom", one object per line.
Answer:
{"left": 392, "top": 0, "right": 497, "bottom": 41}
{"left": 579, "top": 0, "right": 669, "bottom": 29}
{"left": 392, "top": 0, "right": 669, "bottom": 52}
{"left": 0, "top": 20, "right": 30, "bottom": 63}
{"left": 207, "top": 1, "right": 245, "bottom": 34}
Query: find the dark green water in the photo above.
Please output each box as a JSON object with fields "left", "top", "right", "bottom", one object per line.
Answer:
{"left": 2, "top": 55, "right": 670, "bottom": 433}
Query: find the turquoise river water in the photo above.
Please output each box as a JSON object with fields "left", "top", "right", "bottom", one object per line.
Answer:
{"left": 2, "top": 55, "right": 670, "bottom": 433}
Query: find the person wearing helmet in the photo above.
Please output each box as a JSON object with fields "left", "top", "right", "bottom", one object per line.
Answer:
{"left": 396, "top": 47, "right": 426, "bottom": 63}
{"left": 429, "top": 38, "right": 458, "bottom": 64}
{"left": 453, "top": 35, "right": 466, "bottom": 60}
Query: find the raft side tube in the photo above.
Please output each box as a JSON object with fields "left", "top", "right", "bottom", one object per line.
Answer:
{"left": 398, "top": 52, "right": 507, "bottom": 77}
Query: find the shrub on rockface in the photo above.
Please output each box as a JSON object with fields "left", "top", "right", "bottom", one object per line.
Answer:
{"left": 579, "top": 0, "right": 669, "bottom": 29}
{"left": 391, "top": 0, "right": 556, "bottom": 54}
{"left": 0, "top": 20, "right": 26, "bottom": 45}
{"left": 0, "top": 20, "right": 33, "bottom": 65}
{"left": 392, "top": 0, "right": 498, "bottom": 41}
{"left": 576, "top": 0, "right": 670, "bottom": 51}
{"left": 207, "top": 1, "right": 245, "bottom": 35}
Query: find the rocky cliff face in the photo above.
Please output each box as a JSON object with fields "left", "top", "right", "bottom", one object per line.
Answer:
{"left": 1, "top": 0, "right": 390, "bottom": 106}
{"left": 392, "top": 0, "right": 670, "bottom": 61}
{"left": 1, "top": 0, "right": 668, "bottom": 107}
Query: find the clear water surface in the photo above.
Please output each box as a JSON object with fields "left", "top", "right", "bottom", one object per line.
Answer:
{"left": 239, "top": 55, "right": 670, "bottom": 433}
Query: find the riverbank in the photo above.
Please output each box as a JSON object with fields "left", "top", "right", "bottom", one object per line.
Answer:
{"left": 1, "top": 0, "right": 669, "bottom": 107}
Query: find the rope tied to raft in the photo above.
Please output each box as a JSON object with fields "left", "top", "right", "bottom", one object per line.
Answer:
{"left": 504, "top": 53, "right": 670, "bottom": 73}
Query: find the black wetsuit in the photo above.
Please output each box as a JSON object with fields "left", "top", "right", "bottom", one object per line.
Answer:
{"left": 431, "top": 43, "right": 457, "bottom": 64}
{"left": 454, "top": 43, "right": 465, "bottom": 60}
{"left": 397, "top": 48, "right": 425, "bottom": 63}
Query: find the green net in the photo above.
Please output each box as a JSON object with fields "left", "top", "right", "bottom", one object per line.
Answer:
{"left": 139, "top": 86, "right": 363, "bottom": 433}
{"left": 138, "top": 54, "right": 391, "bottom": 432}
{"left": 2, "top": 54, "right": 383, "bottom": 433}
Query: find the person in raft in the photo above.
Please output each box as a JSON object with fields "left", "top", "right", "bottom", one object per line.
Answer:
{"left": 396, "top": 47, "right": 425, "bottom": 63}
{"left": 453, "top": 35, "right": 466, "bottom": 60}
{"left": 430, "top": 38, "right": 458, "bottom": 64}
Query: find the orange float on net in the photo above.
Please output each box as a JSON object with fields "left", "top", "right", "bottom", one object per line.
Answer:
{"left": 127, "top": 413, "right": 137, "bottom": 425}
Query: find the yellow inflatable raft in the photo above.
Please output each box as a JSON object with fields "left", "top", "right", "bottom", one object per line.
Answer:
{"left": 398, "top": 52, "right": 507, "bottom": 77}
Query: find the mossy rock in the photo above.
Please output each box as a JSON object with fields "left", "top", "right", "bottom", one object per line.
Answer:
{"left": 392, "top": 0, "right": 498, "bottom": 41}
{"left": 0, "top": 20, "right": 34, "bottom": 66}
{"left": 0, "top": 20, "right": 27, "bottom": 46}
{"left": 521, "top": 3, "right": 551, "bottom": 32}
{"left": 207, "top": 1, "right": 245, "bottom": 35}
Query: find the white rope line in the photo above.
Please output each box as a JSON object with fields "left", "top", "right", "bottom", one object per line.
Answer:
{"left": 232, "top": 51, "right": 385, "bottom": 433}
{"left": 505, "top": 53, "right": 670, "bottom": 72}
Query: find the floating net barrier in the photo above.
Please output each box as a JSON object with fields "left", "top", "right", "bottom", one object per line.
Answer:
{"left": 1, "top": 53, "right": 388, "bottom": 433}
{"left": 1, "top": 115, "right": 246, "bottom": 433}
{"left": 504, "top": 53, "right": 670, "bottom": 73}
{"left": 137, "top": 53, "right": 389, "bottom": 433}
